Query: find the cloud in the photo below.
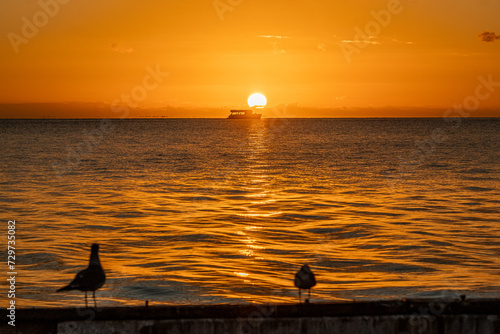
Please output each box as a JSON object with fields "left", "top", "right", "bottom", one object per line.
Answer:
{"left": 478, "top": 31, "right": 500, "bottom": 42}
{"left": 258, "top": 35, "right": 290, "bottom": 39}
{"left": 111, "top": 43, "right": 135, "bottom": 53}
{"left": 392, "top": 38, "right": 413, "bottom": 45}
{"left": 335, "top": 35, "right": 413, "bottom": 47}
{"left": 258, "top": 35, "right": 289, "bottom": 54}
{"left": 340, "top": 36, "right": 380, "bottom": 45}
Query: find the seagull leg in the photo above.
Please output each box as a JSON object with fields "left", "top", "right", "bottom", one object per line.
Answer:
{"left": 93, "top": 291, "right": 98, "bottom": 307}
{"left": 85, "top": 292, "right": 88, "bottom": 308}
{"left": 308, "top": 288, "right": 311, "bottom": 301}
{"left": 298, "top": 289, "right": 301, "bottom": 303}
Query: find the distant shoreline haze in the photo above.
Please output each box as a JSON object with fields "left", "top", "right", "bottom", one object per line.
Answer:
{"left": 0, "top": 103, "right": 498, "bottom": 118}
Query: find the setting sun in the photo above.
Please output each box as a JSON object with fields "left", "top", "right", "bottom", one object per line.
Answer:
{"left": 248, "top": 93, "right": 267, "bottom": 108}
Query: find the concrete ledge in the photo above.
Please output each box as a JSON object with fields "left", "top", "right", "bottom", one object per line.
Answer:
{"left": 58, "top": 315, "right": 500, "bottom": 334}
{"left": 2, "top": 299, "right": 499, "bottom": 333}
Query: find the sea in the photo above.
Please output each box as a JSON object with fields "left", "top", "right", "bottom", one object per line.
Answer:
{"left": 0, "top": 117, "right": 499, "bottom": 308}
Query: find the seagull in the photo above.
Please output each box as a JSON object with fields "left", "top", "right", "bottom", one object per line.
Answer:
{"left": 57, "top": 244, "right": 106, "bottom": 307}
{"left": 294, "top": 264, "right": 316, "bottom": 303}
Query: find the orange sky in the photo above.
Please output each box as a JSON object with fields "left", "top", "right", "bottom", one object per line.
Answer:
{"left": 1, "top": 0, "right": 499, "bottom": 117}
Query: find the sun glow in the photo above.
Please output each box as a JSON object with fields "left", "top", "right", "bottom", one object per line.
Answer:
{"left": 248, "top": 93, "right": 267, "bottom": 108}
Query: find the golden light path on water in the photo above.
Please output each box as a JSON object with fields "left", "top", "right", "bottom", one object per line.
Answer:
{"left": 1, "top": 119, "right": 498, "bottom": 307}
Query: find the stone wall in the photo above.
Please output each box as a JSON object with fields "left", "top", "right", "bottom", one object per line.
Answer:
{"left": 2, "top": 299, "right": 499, "bottom": 334}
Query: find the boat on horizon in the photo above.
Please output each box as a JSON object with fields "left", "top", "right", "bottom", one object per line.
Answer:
{"left": 228, "top": 109, "right": 262, "bottom": 119}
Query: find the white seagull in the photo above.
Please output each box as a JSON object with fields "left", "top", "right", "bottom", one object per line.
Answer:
{"left": 294, "top": 264, "right": 316, "bottom": 303}
{"left": 57, "top": 244, "right": 106, "bottom": 307}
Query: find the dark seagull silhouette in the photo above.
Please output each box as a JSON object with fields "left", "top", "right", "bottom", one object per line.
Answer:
{"left": 294, "top": 264, "right": 316, "bottom": 303}
{"left": 57, "top": 244, "right": 106, "bottom": 307}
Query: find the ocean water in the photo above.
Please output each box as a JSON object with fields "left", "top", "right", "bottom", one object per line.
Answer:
{"left": 0, "top": 118, "right": 499, "bottom": 308}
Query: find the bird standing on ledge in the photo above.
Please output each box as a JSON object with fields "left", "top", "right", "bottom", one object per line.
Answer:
{"left": 57, "top": 244, "right": 106, "bottom": 307}
{"left": 294, "top": 264, "right": 316, "bottom": 303}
